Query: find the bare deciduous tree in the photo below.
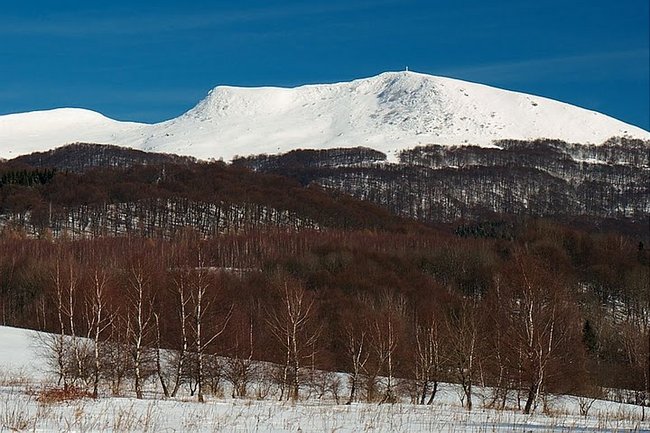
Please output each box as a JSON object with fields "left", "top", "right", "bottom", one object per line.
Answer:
{"left": 445, "top": 298, "right": 479, "bottom": 411}
{"left": 414, "top": 311, "right": 445, "bottom": 405}
{"left": 344, "top": 321, "right": 370, "bottom": 405}
{"left": 369, "top": 292, "right": 406, "bottom": 404}
{"left": 267, "top": 277, "right": 320, "bottom": 401}
{"left": 224, "top": 311, "right": 257, "bottom": 399}
{"left": 125, "top": 261, "right": 155, "bottom": 399}
{"left": 188, "top": 252, "right": 232, "bottom": 402}
{"left": 49, "top": 250, "right": 84, "bottom": 389}
{"left": 84, "top": 265, "right": 114, "bottom": 398}
{"left": 500, "top": 255, "right": 584, "bottom": 414}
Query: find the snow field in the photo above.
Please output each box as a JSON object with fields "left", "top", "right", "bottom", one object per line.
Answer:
{"left": 0, "top": 325, "right": 647, "bottom": 432}
{"left": 0, "top": 385, "right": 647, "bottom": 432}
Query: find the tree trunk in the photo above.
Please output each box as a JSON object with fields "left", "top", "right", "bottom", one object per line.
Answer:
{"left": 426, "top": 381, "right": 438, "bottom": 405}
{"left": 197, "top": 352, "right": 204, "bottom": 402}
{"left": 134, "top": 354, "right": 143, "bottom": 399}
{"left": 92, "top": 339, "right": 101, "bottom": 398}
{"left": 346, "top": 373, "right": 357, "bottom": 405}
{"left": 524, "top": 382, "right": 538, "bottom": 414}
{"left": 154, "top": 314, "right": 170, "bottom": 398}
{"left": 419, "top": 380, "right": 429, "bottom": 405}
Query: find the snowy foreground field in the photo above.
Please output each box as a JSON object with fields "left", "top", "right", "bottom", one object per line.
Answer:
{"left": 1, "top": 326, "right": 648, "bottom": 433}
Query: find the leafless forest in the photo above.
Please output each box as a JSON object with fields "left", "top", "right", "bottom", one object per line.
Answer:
{"left": 0, "top": 144, "right": 647, "bottom": 414}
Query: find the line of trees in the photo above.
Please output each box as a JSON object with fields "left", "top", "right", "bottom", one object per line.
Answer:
{"left": 1, "top": 223, "right": 647, "bottom": 412}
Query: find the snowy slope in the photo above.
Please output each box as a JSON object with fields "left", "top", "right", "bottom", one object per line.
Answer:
{"left": 1, "top": 71, "right": 648, "bottom": 161}
{"left": 0, "top": 325, "right": 48, "bottom": 380}
{"left": 0, "top": 325, "right": 647, "bottom": 432}
{"left": 0, "top": 108, "right": 147, "bottom": 159}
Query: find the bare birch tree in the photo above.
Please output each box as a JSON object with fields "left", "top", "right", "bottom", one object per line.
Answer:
{"left": 49, "top": 250, "right": 82, "bottom": 389}
{"left": 125, "top": 262, "right": 155, "bottom": 399}
{"left": 369, "top": 292, "right": 406, "bottom": 404}
{"left": 500, "top": 255, "right": 583, "bottom": 414}
{"left": 188, "top": 252, "right": 232, "bottom": 403}
{"left": 414, "top": 311, "right": 445, "bottom": 405}
{"left": 267, "top": 277, "right": 320, "bottom": 401}
{"left": 84, "top": 266, "right": 113, "bottom": 398}
{"left": 344, "top": 321, "right": 370, "bottom": 405}
{"left": 445, "top": 298, "right": 479, "bottom": 411}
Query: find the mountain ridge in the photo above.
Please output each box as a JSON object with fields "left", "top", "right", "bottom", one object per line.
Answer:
{"left": 1, "top": 71, "right": 648, "bottom": 160}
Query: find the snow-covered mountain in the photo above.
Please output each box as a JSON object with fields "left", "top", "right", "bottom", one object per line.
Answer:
{"left": 1, "top": 71, "right": 648, "bottom": 161}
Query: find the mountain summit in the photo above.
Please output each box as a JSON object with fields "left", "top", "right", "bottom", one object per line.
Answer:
{"left": 1, "top": 71, "right": 648, "bottom": 160}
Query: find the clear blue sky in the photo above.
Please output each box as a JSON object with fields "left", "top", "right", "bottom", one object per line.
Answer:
{"left": 1, "top": 0, "right": 648, "bottom": 129}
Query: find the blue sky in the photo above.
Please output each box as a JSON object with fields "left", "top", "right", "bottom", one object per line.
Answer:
{"left": 1, "top": 0, "right": 648, "bottom": 129}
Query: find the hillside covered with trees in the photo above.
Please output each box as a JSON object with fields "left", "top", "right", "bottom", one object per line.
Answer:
{"left": 235, "top": 137, "right": 650, "bottom": 223}
{"left": 0, "top": 147, "right": 421, "bottom": 238}
{"left": 0, "top": 143, "right": 647, "bottom": 415}
{"left": 0, "top": 223, "right": 647, "bottom": 411}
